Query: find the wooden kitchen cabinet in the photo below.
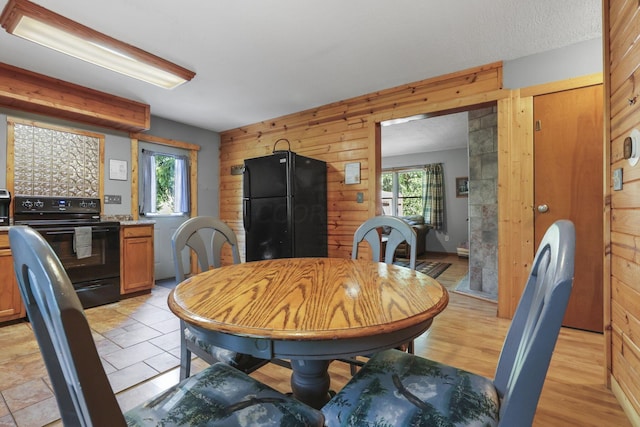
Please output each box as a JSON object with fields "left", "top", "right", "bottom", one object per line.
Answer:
{"left": 0, "top": 232, "right": 26, "bottom": 322}
{"left": 120, "top": 224, "right": 155, "bottom": 295}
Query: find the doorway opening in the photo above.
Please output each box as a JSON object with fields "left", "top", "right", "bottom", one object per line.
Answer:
{"left": 380, "top": 104, "right": 498, "bottom": 301}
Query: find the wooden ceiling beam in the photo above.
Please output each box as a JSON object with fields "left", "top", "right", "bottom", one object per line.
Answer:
{"left": 0, "top": 62, "right": 150, "bottom": 132}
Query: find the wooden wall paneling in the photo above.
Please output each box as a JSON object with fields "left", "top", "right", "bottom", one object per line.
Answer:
{"left": 609, "top": 28, "right": 640, "bottom": 92}
{"left": 221, "top": 63, "right": 503, "bottom": 143}
{"left": 603, "top": 0, "right": 613, "bottom": 389}
{"left": 0, "top": 62, "right": 150, "bottom": 132}
{"left": 610, "top": 310, "right": 640, "bottom": 416}
{"left": 497, "top": 91, "right": 534, "bottom": 319}
{"left": 608, "top": 1, "right": 640, "bottom": 68}
{"left": 611, "top": 329, "right": 640, "bottom": 417}
{"left": 130, "top": 137, "right": 139, "bottom": 220}
{"left": 606, "top": 0, "right": 640, "bottom": 421}
{"left": 219, "top": 63, "right": 507, "bottom": 265}
{"left": 497, "top": 95, "right": 513, "bottom": 318}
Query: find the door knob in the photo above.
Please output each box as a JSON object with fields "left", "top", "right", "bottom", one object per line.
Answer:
{"left": 537, "top": 204, "right": 549, "bottom": 213}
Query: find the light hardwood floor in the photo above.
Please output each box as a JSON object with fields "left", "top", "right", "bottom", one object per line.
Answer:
{"left": 0, "top": 254, "right": 631, "bottom": 426}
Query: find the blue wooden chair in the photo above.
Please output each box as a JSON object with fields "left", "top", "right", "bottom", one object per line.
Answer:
{"left": 352, "top": 215, "right": 418, "bottom": 269}
{"left": 9, "top": 225, "right": 324, "bottom": 426}
{"left": 172, "top": 216, "right": 268, "bottom": 380}
{"left": 324, "top": 219, "right": 576, "bottom": 426}
{"left": 345, "top": 215, "right": 419, "bottom": 374}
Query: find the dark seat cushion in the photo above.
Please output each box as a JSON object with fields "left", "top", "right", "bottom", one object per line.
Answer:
{"left": 185, "top": 327, "right": 266, "bottom": 372}
{"left": 322, "top": 349, "right": 499, "bottom": 426}
{"left": 126, "top": 362, "right": 324, "bottom": 426}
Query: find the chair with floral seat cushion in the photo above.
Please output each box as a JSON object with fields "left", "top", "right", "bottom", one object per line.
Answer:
{"left": 9, "top": 225, "right": 324, "bottom": 427}
{"left": 343, "top": 215, "right": 419, "bottom": 374}
{"left": 172, "top": 216, "right": 268, "bottom": 380}
{"left": 324, "top": 219, "right": 575, "bottom": 426}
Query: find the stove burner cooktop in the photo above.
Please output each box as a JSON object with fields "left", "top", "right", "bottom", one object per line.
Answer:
{"left": 13, "top": 196, "right": 109, "bottom": 226}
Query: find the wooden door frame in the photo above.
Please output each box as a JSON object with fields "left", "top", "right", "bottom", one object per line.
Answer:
{"left": 497, "top": 73, "right": 604, "bottom": 319}
{"left": 129, "top": 133, "right": 201, "bottom": 274}
{"left": 366, "top": 74, "right": 603, "bottom": 325}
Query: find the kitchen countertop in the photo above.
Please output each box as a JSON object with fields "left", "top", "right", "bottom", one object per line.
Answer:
{"left": 1, "top": 219, "right": 155, "bottom": 231}
{"left": 101, "top": 215, "right": 155, "bottom": 226}
{"left": 119, "top": 220, "right": 156, "bottom": 226}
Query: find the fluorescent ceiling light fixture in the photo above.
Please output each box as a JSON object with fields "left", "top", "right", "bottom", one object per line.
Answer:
{"left": 0, "top": 0, "right": 195, "bottom": 89}
{"left": 381, "top": 114, "right": 430, "bottom": 127}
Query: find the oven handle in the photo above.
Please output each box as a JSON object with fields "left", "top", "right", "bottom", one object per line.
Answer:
{"left": 43, "top": 227, "right": 115, "bottom": 235}
{"left": 79, "top": 282, "right": 112, "bottom": 291}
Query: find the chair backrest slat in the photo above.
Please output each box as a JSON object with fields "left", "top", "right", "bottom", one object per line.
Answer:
{"left": 352, "top": 216, "right": 418, "bottom": 269}
{"left": 493, "top": 219, "right": 575, "bottom": 426}
{"left": 172, "top": 216, "right": 241, "bottom": 282}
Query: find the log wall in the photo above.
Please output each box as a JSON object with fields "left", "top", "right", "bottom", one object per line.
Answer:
{"left": 605, "top": 0, "right": 640, "bottom": 423}
{"left": 219, "top": 62, "right": 504, "bottom": 263}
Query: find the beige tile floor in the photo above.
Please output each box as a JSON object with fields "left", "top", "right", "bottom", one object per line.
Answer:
{"left": 0, "top": 284, "right": 198, "bottom": 427}
{"left": 0, "top": 254, "right": 467, "bottom": 426}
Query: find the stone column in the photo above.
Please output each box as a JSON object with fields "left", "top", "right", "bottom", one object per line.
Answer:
{"left": 467, "top": 107, "right": 498, "bottom": 298}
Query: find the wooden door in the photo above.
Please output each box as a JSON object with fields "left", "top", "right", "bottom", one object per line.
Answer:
{"left": 533, "top": 85, "right": 603, "bottom": 332}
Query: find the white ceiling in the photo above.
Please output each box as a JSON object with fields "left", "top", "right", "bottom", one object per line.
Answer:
{"left": 0, "top": 0, "right": 601, "bottom": 139}
{"left": 381, "top": 112, "right": 469, "bottom": 157}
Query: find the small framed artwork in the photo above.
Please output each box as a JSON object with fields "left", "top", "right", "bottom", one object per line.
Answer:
{"left": 345, "top": 162, "right": 361, "bottom": 184}
{"left": 456, "top": 177, "right": 469, "bottom": 197}
{"left": 109, "top": 159, "right": 128, "bottom": 181}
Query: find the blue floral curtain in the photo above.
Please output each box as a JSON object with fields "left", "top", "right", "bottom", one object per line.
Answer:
{"left": 423, "top": 163, "right": 444, "bottom": 229}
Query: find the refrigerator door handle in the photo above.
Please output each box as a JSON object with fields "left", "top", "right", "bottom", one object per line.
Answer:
{"left": 243, "top": 165, "right": 250, "bottom": 198}
{"left": 243, "top": 199, "right": 251, "bottom": 231}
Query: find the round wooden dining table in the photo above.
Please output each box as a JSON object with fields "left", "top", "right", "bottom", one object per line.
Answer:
{"left": 167, "top": 257, "right": 449, "bottom": 409}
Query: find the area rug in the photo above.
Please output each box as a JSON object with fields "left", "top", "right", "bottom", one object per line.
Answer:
{"left": 393, "top": 259, "right": 451, "bottom": 279}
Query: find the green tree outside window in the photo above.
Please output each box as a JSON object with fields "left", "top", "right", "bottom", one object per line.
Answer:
{"left": 381, "top": 169, "right": 425, "bottom": 216}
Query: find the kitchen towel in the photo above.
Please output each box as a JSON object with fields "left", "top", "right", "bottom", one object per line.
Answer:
{"left": 74, "top": 226, "right": 92, "bottom": 259}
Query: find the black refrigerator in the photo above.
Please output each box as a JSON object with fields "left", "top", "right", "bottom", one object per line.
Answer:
{"left": 243, "top": 150, "right": 327, "bottom": 261}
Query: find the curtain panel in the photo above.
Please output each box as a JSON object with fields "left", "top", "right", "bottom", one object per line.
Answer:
{"left": 140, "top": 149, "right": 190, "bottom": 214}
{"left": 423, "top": 163, "right": 444, "bottom": 229}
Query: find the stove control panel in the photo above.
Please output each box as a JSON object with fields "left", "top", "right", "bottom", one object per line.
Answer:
{"left": 14, "top": 196, "right": 101, "bottom": 214}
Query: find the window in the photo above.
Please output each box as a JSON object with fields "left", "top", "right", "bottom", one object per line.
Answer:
{"left": 140, "top": 149, "right": 190, "bottom": 215}
{"left": 381, "top": 169, "right": 425, "bottom": 216}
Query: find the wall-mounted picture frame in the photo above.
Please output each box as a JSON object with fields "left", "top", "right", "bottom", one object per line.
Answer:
{"left": 456, "top": 176, "right": 469, "bottom": 197}
{"left": 345, "top": 162, "right": 361, "bottom": 184}
{"left": 109, "top": 159, "right": 128, "bottom": 181}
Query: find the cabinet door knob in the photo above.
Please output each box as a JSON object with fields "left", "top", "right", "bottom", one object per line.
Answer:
{"left": 537, "top": 204, "right": 549, "bottom": 213}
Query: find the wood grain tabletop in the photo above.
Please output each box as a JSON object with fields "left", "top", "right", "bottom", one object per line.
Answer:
{"left": 168, "top": 257, "right": 449, "bottom": 341}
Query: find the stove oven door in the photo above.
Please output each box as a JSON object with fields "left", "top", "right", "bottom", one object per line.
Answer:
{"left": 36, "top": 223, "right": 121, "bottom": 308}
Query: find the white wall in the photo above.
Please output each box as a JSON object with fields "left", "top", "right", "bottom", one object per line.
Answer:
{"left": 503, "top": 38, "right": 602, "bottom": 88}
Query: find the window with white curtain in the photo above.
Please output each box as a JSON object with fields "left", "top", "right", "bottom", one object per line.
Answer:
{"left": 140, "top": 149, "right": 190, "bottom": 215}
